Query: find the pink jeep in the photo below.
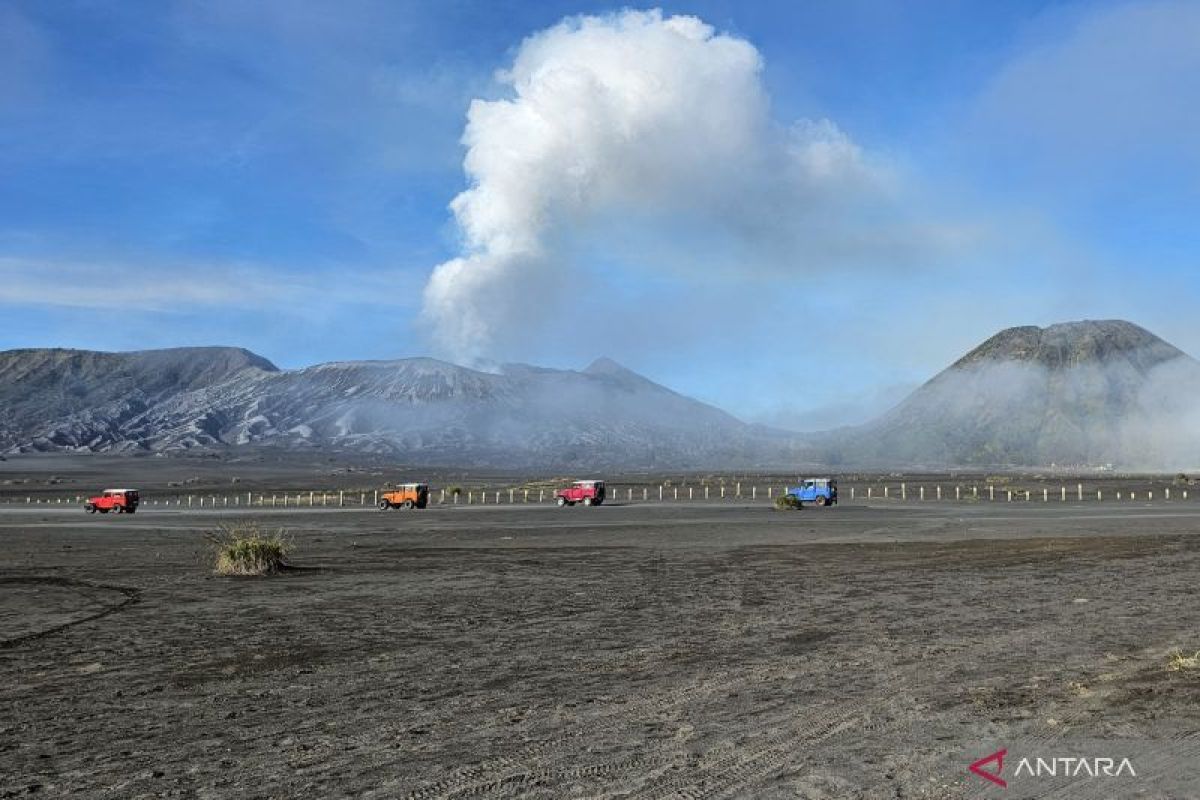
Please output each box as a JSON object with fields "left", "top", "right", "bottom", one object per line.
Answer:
{"left": 555, "top": 480, "right": 606, "bottom": 507}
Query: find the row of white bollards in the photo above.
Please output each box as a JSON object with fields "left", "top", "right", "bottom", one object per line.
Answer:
{"left": 9, "top": 484, "right": 1193, "bottom": 507}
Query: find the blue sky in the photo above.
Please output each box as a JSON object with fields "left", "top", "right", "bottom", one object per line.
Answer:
{"left": 2, "top": 0, "right": 1198, "bottom": 426}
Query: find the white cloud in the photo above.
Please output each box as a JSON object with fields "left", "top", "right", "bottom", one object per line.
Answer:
{"left": 422, "top": 9, "right": 963, "bottom": 359}
{"left": 0, "top": 257, "right": 419, "bottom": 313}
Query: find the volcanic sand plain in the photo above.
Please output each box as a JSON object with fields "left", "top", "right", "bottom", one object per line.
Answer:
{"left": 3, "top": 492, "right": 1200, "bottom": 798}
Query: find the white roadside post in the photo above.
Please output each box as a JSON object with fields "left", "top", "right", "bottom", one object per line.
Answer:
{"left": 1044, "top": 488, "right": 1048, "bottom": 502}
{"left": 373, "top": 490, "right": 378, "bottom": 506}
{"left": 690, "top": 487, "right": 694, "bottom": 500}
{"left": 851, "top": 487, "right": 855, "bottom": 501}
{"left": 885, "top": 486, "right": 890, "bottom": 499}
{"left": 339, "top": 491, "right": 344, "bottom": 507}
{"left": 659, "top": 485, "right": 663, "bottom": 501}
{"left": 1098, "top": 490, "right": 1103, "bottom": 501}
{"left": 920, "top": 486, "right": 925, "bottom": 501}
{"left": 989, "top": 486, "right": 994, "bottom": 501}
{"left": 901, "top": 483, "right": 907, "bottom": 500}
{"left": 705, "top": 486, "right": 710, "bottom": 500}
{"left": 1166, "top": 488, "right": 1171, "bottom": 501}
{"left": 938, "top": 486, "right": 943, "bottom": 500}
{"left": 1078, "top": 483, "right": 1083, "bottom": 501}
{"left": 752, "top": 486, "right": 757, "bottom": 500}
{"left": 674, "top": 487, "right": 678, "bottom": 500}
{"left": 868, "top": 487, "right": 872, "bottom": 499}
{"left": 1062, "top": 486, "right": 1067, "bottom": 501}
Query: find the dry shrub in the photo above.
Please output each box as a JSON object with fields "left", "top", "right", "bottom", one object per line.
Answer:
{"left": 1167, "top": 650, "right": 1200, "bottom": 672}
{"left": 774, "top": 494, "right": 803, "bottom": 511}
{"left": 208, "top": 522, "right": 290, "bottom": 576}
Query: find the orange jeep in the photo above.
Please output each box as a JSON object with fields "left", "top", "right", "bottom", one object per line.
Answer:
{"left": 85, "top": 489, "right": 140, "bottom": 514}
{"left": 378, "top": 483, "right": 429, "bottom": 510}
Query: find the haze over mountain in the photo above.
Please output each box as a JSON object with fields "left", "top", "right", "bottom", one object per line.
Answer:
{"left": 2, "top": 320, "right": 1198, "bottom": 469}
{"left": 0, "top": 348, "right": 801, "bottom": 468}
{"left": 822, "top": 320, "right": 1200, "bottom": 469}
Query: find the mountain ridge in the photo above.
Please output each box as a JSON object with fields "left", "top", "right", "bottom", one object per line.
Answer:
{"left": 823, "top": 320, "right": 1200, "bottom": 468}
{"left": 0, "top": 348, "right": 798, "bottom": 468}
{"left": 3, "top": 320, "right": 1198, "bottom": 468}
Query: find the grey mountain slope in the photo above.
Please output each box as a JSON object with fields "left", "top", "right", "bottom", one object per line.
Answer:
{"left": 0, "top": 349, "right": 801, "bottom": 468}
{"left": 5, "top": 320, "right": 1197, "bottom": 468}
{"left": 0, "top": 347, "right": 276, "bottom": 452}
{"left": 819, "top": 320, "right": 1200, "bottom": 468}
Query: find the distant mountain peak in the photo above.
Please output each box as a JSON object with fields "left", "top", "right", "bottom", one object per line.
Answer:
{"left": 824, "top": 319, "right": 1200, "bottom": 468}
{"left": 583, "top": 356, "right": 634, "bottom": 376}
{"left": 953, "top": 319, "right": 1183, "bottom": 372}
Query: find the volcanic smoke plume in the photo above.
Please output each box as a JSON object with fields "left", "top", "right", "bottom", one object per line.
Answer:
{"left": 421, "top": 10, "right": 896, "bottom": 359}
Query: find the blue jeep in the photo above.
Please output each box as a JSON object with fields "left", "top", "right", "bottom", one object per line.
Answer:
{"left": 786, "top": 478, "right": 838, "bottom": 507}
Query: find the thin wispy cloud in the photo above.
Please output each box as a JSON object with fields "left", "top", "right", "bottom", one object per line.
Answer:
{"left": 0, "top": 258, "right": 421, "bottom": 313}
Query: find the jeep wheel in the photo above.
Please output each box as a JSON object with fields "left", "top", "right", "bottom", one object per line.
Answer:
{"left": 378, "top": 500, "right": 391, "bottom": 510}
{"left": 583, "top": 497, "right": 593, "bottom": 506}
{"left": 85, "top": 504, "right": 96, "bottom": 514}
{"left": 556, "top": 496, "right": 567, "bottom": 507}
{"left": 403, "top": 500, "right": 414, "bottom": 510}
{"left": 815, "top": 496, "right": 827, "bottom": 507}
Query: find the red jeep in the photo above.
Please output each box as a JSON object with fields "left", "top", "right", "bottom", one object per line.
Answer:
{"left": 85, "top": 489, "right": 139, "bottom": 514}
{"left": 555, "top": 480, "right": 606, "bottom": 507}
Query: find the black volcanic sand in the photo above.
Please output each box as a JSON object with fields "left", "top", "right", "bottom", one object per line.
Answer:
{"left": 3, "top": 502, "right": 1200, "bottom": 798}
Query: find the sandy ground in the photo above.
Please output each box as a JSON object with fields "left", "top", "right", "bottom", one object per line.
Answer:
{"left": 2, "top": 500, "right": 1200, "bottom": 798}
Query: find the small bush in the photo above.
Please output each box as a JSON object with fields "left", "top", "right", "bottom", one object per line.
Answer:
{"left": 1167, "top": 650, "right": 1200, "bottom": 672}
{"left": 774, "top": 494, "right": 803, "bottom": 511}
{"left": 208, "top": 522, "right": 290, "bottom": 576}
